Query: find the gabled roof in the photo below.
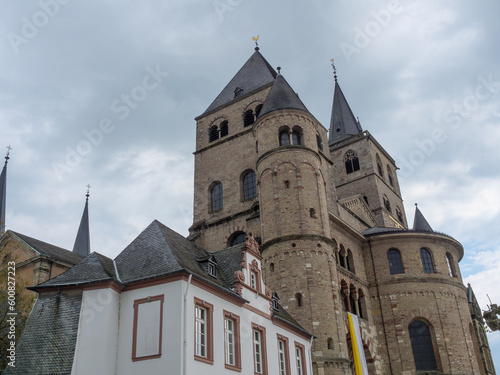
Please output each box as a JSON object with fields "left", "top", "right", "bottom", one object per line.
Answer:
{"left": 73, "top": 193, "right": 90, "bottom": 257}
{"left": 4, "top": 291, "right": 82, "bottom": 375}
{"left": 413, "top": 205, "right": 433, "bottom": 232}
{"left": 258, "top": 74, "right": 310, "bottom": 118}
{"left": 329, "top": 82, "right": 362, "bottom": 145}
{"left": 200, "top": 50, "right": 277, "bottom": 116}
{"left": 9, "top": 230, "right": 84, "bottom": 265}
{"left": 35, "top": 252, "right": 118, "bottom": 289}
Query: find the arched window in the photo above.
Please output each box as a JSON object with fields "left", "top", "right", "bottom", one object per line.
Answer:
{"left": 420, "top": 248, "right": 434, "bottom": 274}
{"left": 220, "top": 121, "right": 228, "bottom": 137}
{"left": 409, "top": 320, "right": 438, "bottom": 371}
{"left": 269, "top": 263, "right": 275, "bottom": 272}
{"left": 376, "top": 154, "right": 383, "bottom": 176}
{"left": 209, "top": 126, "right": 219, "bottom": 142}
{"left": 387, "top": 165, "right": 394, "bottom": 186}
{"left": 349, "top": 285, "right": 357, "bottom": 314}
{"left": 327, "top": 338, "right": 334, "bottom": 350}
{"left": 316, "top": 134, "right": 323, "bottom": 151}
{"left": 387, "top": 249, "right": 404, "bottom": 274}
{"left": 339, "top": 245, "right": 347, "bottom": 269}
{"left": 295, "top": 293, "right": 303, "bottom": 307}
{"left": 255, "top": 104, "right": 263, "bottom": 118}
{"left": 346, "top": 250, "right": 355, "bottom": 274}
{"left": 383, "top": 195, "right": 392, "bottom": 213}
{"left": 229, "top": 231, "right": 246, "bottom": 246}
{"left": 242, "top": 170, "right": 257, "bottom": 200}
{"left": 396, "top": 207, "right": 404, "bottom": 224}
{"left": 292, "top": 130, "right": 301, "bottom": 145}
{"left": 446, "top": 253, "right": 456, "bottom": 277}
{"left": 345, "top": 150, "right": 360, "bottom": 174}
{"left": 279, "top": 131, "right": 290, "bottom": 146}
{"left": 243, "top": 110, "right": 254, "bottom": 127}
{"left": 210, "top": 182, "right": 223, "bottom": 211}
{"left": 357, "top": 289, "right": 365, "bottom": 319}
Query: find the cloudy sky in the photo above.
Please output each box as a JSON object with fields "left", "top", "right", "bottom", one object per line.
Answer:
{"left": 2, "top": 0, "right": 500, "bottom": 366}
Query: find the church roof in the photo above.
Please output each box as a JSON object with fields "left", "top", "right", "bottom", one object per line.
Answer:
{"left": 412, "top": 205, "right": 433, "bottom": 232}
{"left": 329, "top": 82, "right": 362, "bottom": 145}
{"left": 0, "top": 152, "right": 9, "bottom": 234}
{"left": 35, "top": 252, "right": 118, "bottom": 289}
{"left": 72, "top": 191, "right": 90, "bottom": 257}
{"left": 257, "top": 74, "right": 310, "bottom": 118}
{"left": 4, "top": 291, "right": 82, "bottom": 375}
{"left": 200, "top": 49, "right": 277, "bottom": 116}
{"left": 9, "top": 230, "right": 84, "bottom": 265}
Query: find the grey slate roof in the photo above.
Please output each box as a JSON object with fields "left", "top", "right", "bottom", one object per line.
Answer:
{"left": 4, "top": 291, "right": 82, "bottom": 375}
{"left": 201, "top": 50, "right": 277, "bottom": 116}
{"left": 211, "top": 245, "right": 244, "bottom": 286}
{"left": 35, "top": 252, "right": 118, "bottom": 288}
{"left": 329, "top": 82, "right": 363, "bottom": 145}
{"left": 413, "top": 205, "right": 433, "bottom": 231}
{"left": 72, "top": 195, "right": 90, "bottom": 257}
{"left": 258, "top": 74, "right": 310, "bottom": 118}
{"left": 0, "top": 155, "right": 8, "bottom": 234}
{"left": 10, "top": 230, "right": 84, "bottom": 265}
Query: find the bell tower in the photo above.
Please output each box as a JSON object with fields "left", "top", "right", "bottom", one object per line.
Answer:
{"left": 328, "top": 67, "right": 407, "bottom": 228}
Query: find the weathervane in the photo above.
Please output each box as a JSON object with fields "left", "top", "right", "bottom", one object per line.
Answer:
{"left": 252, "top": 35, "right": 260, "bottom": 50}
{"left": 86, "top": 184, "right": 91, "bottom": 202}
{"left": 330, "top": 58, "right": 337, "bottom": 83}
{"left": 5, "top": 145, "right": 12, "bottom": 163}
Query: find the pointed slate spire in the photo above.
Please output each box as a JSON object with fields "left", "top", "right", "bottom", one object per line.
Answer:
{"left": 0, "top": 146, "right": 11, "bottom": 235}
{"left": 258, "top": 73, "right": 310, "bottom": 118}
{"left": 73, "top": 186, "right": 91, "bottom": 257}
{"left": 412, "top": 204, "right": 433, "bottom": 232}
{"left": 200, "top": 49, "right": 277, "bottom": 116}
{"left": 328, "top": 70, "right": 362, "bottom": 145}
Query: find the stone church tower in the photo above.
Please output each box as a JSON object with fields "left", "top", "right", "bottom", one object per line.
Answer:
{"left": 189, "top": 47, "right": 495, "bottom": 375}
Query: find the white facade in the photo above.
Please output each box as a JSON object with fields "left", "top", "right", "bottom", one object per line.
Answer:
{"left": 69, "top": 245, "right": 313, "bottom": 375}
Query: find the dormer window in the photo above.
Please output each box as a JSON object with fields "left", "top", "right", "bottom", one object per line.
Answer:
{"left": 208, "top": 258, "right": 217, "bottom": 278}
{"left": 272, "top": 292, "right": 280, "bottom": 312}
{"left": 234, "top": 87, "right": 243, "bottom": 97}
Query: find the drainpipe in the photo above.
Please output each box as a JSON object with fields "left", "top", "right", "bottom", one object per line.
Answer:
{"left": 368, "top": 239, "right": 394, "bottom": 375}
{"left": 181, "top": 274, "right": 192, "bottom": 375}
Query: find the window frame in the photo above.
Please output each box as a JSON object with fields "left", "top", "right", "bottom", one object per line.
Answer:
{"left": 279, "top": 130, "right": 290, "bottom": 146}
{"left": 223, "top": 310, "right": 241, "bottom": 371}
{"left": 420, "top": 248, "right": 435, "bottom": 274}
{"left": 387, "top": 248, "right": 404, "bottom": 275}
{"left": 446, "top": 252, "right": 456, "bottom": 277}
{"left": 344, "top": 150, "right": 360, "bottom": 174}
{"left": 276, "top": 334, "right": 291, "bottom": 375}
{"left": 242, "top": 170, "right": 257, "bottom": 200}
{"left": 409, "top": 319, "right": 439, "bottom": 371}
{"left": 132, "top": 294, "right": 164, "bottom": 362}
{"left": 294, "top": 342, "right": 307, "bottom": 375}
{"left": 210, "top": 182, "right": 223, "bottom": 212}
{"left": 194, "top": 298, "right": 214, "bottom": 364}
{"left": 252, "top": 323, "right": 268, "bottom": 375}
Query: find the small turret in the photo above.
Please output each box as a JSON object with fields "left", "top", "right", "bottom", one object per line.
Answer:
{"left": 412, "top": 204, "right": 433, "bottom": 232}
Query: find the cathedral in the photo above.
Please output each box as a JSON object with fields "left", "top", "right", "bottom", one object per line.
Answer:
{"left": 187, "top": 46, "right": 496, "bottom": 374}
{"left": 2, "top": 46, "right": 496, "bottom": 375}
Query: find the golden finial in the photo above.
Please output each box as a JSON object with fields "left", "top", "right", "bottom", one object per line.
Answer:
{"left": 252, "top": 35, "right": 260, "bottom": 50}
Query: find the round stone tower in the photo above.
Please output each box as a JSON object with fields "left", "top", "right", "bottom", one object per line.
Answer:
{"left": 255, "top": 74, "right": 352, "bottom": 375}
